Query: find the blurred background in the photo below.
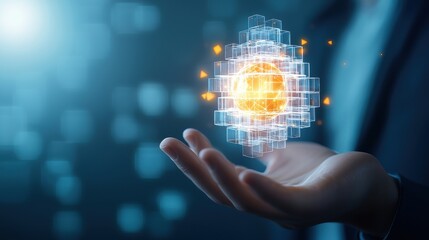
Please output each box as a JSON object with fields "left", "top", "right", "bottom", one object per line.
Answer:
{"left": 0, "top": 0, "right": 339, "bottom": 239}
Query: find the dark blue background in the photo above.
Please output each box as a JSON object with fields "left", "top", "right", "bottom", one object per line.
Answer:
{"left": 0, "top": 0, "right": 336, "bottom": 239}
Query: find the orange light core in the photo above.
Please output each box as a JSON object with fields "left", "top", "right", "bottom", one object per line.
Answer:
{"left": 233, "top": 62, "right": 287, "bottom": 120}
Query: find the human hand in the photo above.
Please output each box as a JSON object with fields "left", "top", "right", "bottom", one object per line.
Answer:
{"left": 160, "top": 129, "right": 398, "bottom": 237}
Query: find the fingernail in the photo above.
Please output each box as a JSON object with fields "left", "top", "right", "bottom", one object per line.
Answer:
{"left": 184, "top": 133, "right": 198, "bottom": 149}
{"left": 160, "top": 145, "right": 177, "bottom": 160}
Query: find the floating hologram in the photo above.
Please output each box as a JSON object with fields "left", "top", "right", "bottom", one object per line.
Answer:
{"left": 208, "top": 14, "right": 320, "bottom": 158}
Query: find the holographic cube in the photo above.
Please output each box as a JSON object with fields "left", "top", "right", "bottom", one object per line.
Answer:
{"left": 208, "top": 14, "right": 320, "bottom": 158}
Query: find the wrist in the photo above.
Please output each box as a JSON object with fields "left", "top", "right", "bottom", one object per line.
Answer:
{"left": 351, "top": 173, "right": 399, "bottom": 237}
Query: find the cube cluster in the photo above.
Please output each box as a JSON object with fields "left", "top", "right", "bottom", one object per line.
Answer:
{"left": 208, "top": 15, "right": 320, "bottom": 157}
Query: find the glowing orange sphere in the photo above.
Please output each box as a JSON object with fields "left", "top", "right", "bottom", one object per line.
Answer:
{"left": 233, "top": 62, "right": 287, "bottom": 120}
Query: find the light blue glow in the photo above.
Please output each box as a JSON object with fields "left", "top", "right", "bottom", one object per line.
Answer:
{"left": 0, "top": 107, "right": 26, "bottom": 147}
{"left": 326, "top": 0, "right": 398, "bottom": 153}
{"left": 41, "top": 159, "right": 73, "bottom": 196}
{"left": 47, "top": 141, "right": 75, "bottom": 161}
{"left": 134, "top": 143, "right": 167, "bottom": 179}
{"left": 309, "top": 223, "right": 344, "bottom": 240}
{"left": 138, "top": 83, "right": 168, "bottom": 117}
{"left": 111, "top": 114, "right": 140, "bottom": 143}
{"left": 53, "top": 211, "right": 82, "bottom": 238}
{"left": 14, "top": 71, "right": 47, "bottom": 86}
{"left": 60, "top": 110, "right": 93, "bottom": 143}
{"left": 13, "top": 88, "right": 46, "bottom": 123}
{"left": 171, "top": 88, "right": 199, "bottom": 118}
{"left": 55, "top": 176, "right": 81, "bottom": 205}
{"left": 111, "top": 3, "right": 160, "bottom": 34}
{"left": 45, "top": 160, "right": 73, "bottom": 176}
{"left": 158, "top": 190, "right": 187, "bottom": 220}
{"left": 117, "top": 204, "right": 145, "bottom": 233}
{"left": 13, "top": 131, "right": 43, "bottom": 161}
{"left": 80, "top": 0, "right": 109, "bottom": 20}
{"left": 65, "top": 22, "right": 111, "bottom": 61}
{"left": 56, "top": 56, "right": 89, "bottom": 91}
{"left": 82, "top": 23, "right": 111, "bottom": 60}
{"left": 0, "top": 0, "right": 55, "bottom": 56}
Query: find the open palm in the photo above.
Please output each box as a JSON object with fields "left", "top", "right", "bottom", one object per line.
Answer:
{"left": 160, "top": 129, "right": 398, "bottom": 237}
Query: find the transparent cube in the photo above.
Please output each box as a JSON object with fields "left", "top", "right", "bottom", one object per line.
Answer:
{"left": 280, "top": 30, "right": 291, "bottom": 45}
{"left": 225, "top": 43, "right": 237, "bottom": 60}
{"left": 287, "top": 126, "right": 301, "bottom": 138}
{"left": 309, "top": 92, "right": 320, "bottom": 107}
{"left": 265, "top": 19, "right": 282, "bottom": 30}
{"left": 248, "top": 14, "right": 265, "bottom": 29}
{"left": 239, "top": 30, "right": 249, "bottom": 44}
{"left": 209, "top": 14, "right": 321, "bottom": 157}
{"left": 308, "top": 77, "right": 320, "bottom": 92}
{"left": 218, "top": 97, "right": 234, "bottom": 110}
{"left": 213, "top": 61, "right": 229, "bottom": 76}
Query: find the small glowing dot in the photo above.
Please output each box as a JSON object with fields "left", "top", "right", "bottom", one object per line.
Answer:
{"left": 380, "top": 52, "right": 383, "bottom": 57}
{"left": 301, "top": 39, "right": 308, "bottom": 46}
{"left": 213, "top": 44, "right": 222, "bottom": 55}
{"left": 201, "top": 92, "right": 216, "bottom": 101}
{"left": 342, "top": 61, "right": 348, "bottom": 67}
{"left": 323, "top": 97, "right": 330, "bottom": 106}
{"left": 199, "top": 70, "right": 208, "bottom": 79}
{"left": 316, "top": 120, "right": 323, "bottom": 126}
{"left": 328, "top": 40, "right": 333, "bottom": 46}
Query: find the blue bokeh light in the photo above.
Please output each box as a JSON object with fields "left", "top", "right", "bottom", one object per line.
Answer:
{"left": 13, "top": 130, "right": 43, "bottom": 161}
{"left": 111, "top": 3, "right": 160, "bottom": 34}
{"left": 56, "top": 56, "right": 89, "bottom": 91}
{"left": 13, "top": 88, "right": 46, "bottom": 124}
{"left": 55, "top": 175, "right": 81, "bottom": 205}
{"left": 0, "top": 1, "right": 315, "bottom": 239}
{"left": 82, "top": 23, "right": 111, "bottom": 60}
{"left": 45, "top": 160, "right": 73, "bottom": 176}
{"left": 42, "top": 159, "right": 73, "bottom": 195}
{"left": 158, "top": 190, "right": 187, "bottom": 220}
{"left": 0, "top": 107, "right": 26, "bottom": 147}
{"left": 47, "top": 141, "right": 75, "bottom": 161}
{"left": 138, "top": 83, "right": 168, "bottom": 117}
{"left": 117, "top": 204, "right": 145, "bottom": 233}
{"left": 111, "top": 114, "right": 140, "bottom": 143}
{"left": 171, "top": 88, "right": 199, "bottom": 118}
{"left": 134, "top": 143, "right": 168, "bottom": 179}
{"left": 53, "top": 211, "right": 82, "bottom": 239}
{"left": 60, "top": 110, "right": 93, "bottom": 143}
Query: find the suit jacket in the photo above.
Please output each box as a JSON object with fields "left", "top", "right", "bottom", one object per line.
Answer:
{"left": 305, "top": 0, "right": 429, "bottom": 239}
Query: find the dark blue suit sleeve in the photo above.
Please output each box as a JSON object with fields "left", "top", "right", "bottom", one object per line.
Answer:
{"left": 386, "top": 175, "right": 429, "bottom": 239}
{"left": 359, "top": 175, "right": 429, "bottom": 240}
